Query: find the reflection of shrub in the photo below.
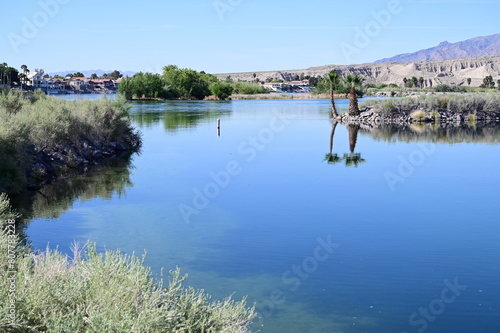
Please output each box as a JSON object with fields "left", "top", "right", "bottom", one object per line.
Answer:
{"left": 0, "top": 196, "right": 255, "bottom": 333}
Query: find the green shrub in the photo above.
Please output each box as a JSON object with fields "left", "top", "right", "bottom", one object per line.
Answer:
{"left": 410, "top": 110, "right": 427, "bottom": 121}
{"left": 361, "top": 93, "right": 500, "bottom": 113}
{"left": 232, "top": 82, "right": 269, "bottom": 95}
{"left": 0, "top": 195, "right": 255, "bottom": 333}
{"left": 434, "top": 84, "right": 467, "bottom": 93}
{"left": 210, "top": 81, "right": 234, "bottom": 100}
{"left": 0, "top": 93, "right": 141, "bottom": 194}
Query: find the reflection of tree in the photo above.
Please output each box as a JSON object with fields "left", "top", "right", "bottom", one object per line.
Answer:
{"left": 359, "top": 123, "right": 500, "bottom": 144}
{"left": 324, "top": 123, "right": 365, "bottom": 167}
{"left": 128, "top": 101, "right": 232, "bottom": 132}
{"left": 324, "top": 121, "right": 342, "bottom": 164}
{"left": 11, "top": 155, "right": 135, "bottom": 231}
{"left": 344, "top": 124, "right": 365, "bottom": 167}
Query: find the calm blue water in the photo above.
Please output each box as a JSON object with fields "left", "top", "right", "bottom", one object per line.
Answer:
{"left": 25, "top": 97, "right": 500, "bottom": 333}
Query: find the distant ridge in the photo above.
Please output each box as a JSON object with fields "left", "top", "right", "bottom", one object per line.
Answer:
{"left": 373, "top": 34, "right": 500, "bottom": 64}
{"left": 48, "top": 69, "right": 137, "bottom": 78}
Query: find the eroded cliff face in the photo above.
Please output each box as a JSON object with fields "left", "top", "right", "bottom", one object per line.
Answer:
{"left": 216, "top": 55, "right": 500, "bottom": 87}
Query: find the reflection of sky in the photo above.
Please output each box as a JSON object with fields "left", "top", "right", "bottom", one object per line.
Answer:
{"left": 26, "top": 98, "right": 500, "bottom": 333}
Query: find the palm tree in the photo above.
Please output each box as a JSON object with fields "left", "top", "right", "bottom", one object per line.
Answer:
{"left": 324, "top": 70, "right": 341, "bottom": 118}
{"left": 403, "top": 77, "right": 408, "bottom": 87}
{"left": 419, "top": 77, "right": 424, "bottom": 89}
{"left": 0, "top": 63, "right": 7, "bottom": 85}
{"left": 344, "top": 73, "right": 365, "bottom": 116}
{"left": 412, "top": 76, "right": 418, "bottom": 88}
{"left": 20, "top": 65, "right": 29, "bottom": 87}
{"left": 467, "top": 78, "right": 472, "bottom": 86}
{"left": 324, "top": 121, "right": 341, "bottom": 164}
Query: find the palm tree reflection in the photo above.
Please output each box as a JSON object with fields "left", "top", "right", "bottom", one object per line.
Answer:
{"left": 325, "top": 123, "right": 366, "bottom": 167}
{"left": 343, "top": 124, "right": 365, "bottom": 167}
{"left": 324, "top": 121, "right": 342, "bottom": 164}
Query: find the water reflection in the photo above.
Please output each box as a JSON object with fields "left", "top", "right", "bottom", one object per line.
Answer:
{"left": 359, "top": 122, "right": 500, "bottom": 144}
{"left": 325, "top": 122, "right": 366, "bottom": 167}
{"left": 129, "top": 100, "right": 232, "bottom": 132}
{"left": 326, "top": 121, "right": 500, "bottom": 167}
{"left": 11, "top": 156, "right": 135, "bottom": 242}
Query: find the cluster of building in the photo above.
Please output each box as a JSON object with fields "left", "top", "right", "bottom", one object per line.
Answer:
{"left": 21, "top": 71, "right": 122, "bottom": 94}
{"left": 260, "top": 80, "right": 311, "bottom": 93}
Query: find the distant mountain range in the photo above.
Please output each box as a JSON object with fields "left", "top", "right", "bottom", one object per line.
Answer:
{"left": 373, "top": 34, "right": 500, "bottom": 64}
{"left": 48, "top": 69, "right": 137, "bottom": 78}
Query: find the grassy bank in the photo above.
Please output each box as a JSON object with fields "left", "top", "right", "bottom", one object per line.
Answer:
{"left": 0, "top": 89, "right": 141, "bottom": 194}
{"left": 0, "top": 194, "right": 255, "bottom": 332}
{"left": 360, "top": 92, "right": 500, "bottom": 115}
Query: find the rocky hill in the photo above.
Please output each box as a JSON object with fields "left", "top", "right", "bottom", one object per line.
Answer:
{"left": 216, "top": 55, "right": 500, "bottom": 87}
{"left": 373, "top": 34, "right": 500, "bottom": 64}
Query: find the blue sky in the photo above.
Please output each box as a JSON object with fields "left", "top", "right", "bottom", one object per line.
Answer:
{"left": 1, "top": 0, "right": 498, "bottom": 74}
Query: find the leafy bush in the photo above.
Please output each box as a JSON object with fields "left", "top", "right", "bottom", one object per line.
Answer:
{"left": 434, "top": 84, "right": 467, "bottom": 93}
{"left": 410, "top": 110, "right": 426, "bottom": 121}
{"left": 361, "top": 93, "right": 500, "bottom": 113}
{"left": 232, "top": 81, "right": 269, "bottom": 95}
{"left": 0, "top": 93, "right": 140, "bottom": 193}
{"left": 0, "top": 195, "right": 255, "bottom": 332}
{"left": 210, "top": 81, "right": 234, "bottom": 100}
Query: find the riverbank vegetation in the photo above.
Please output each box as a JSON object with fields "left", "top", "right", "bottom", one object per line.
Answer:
{"left": 119, "top": 65, "right": 268, "bottom": 101}
{"left": 0, "top": 195, "right": 255, "bottom": 333}
{"left": 0, "top": 88, "right": 140, "bottom": 194}
{"left": 360, "top": 93, "right": 500, "bottom": 116}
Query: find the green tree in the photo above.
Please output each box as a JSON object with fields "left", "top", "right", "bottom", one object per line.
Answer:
{"left": 403, "top": 77, "right": 408, "bottom": 87}
{"left": 467, "top": 78, "right": 472, "bottom": 86}
{"left": 419, "top": 77, "right": 424, "bottom": 89}
{"left": 118, "top": 72, "right": 166, "bottom": 100}
{"left": 210, "top": 81, "right": 234, "bottom": 100}
{"left": 482, "top": 75, "right": 494, "bottom": 88}
{"left": 90, "top": 73, "right": 98, "bottom": 79}
{"left": 344, "top": 73, "right": 365, "bottom": 116}
{"left": 72, "top": 72, "right": 85, "bottom": 78}
{"left": 308, "top": 76, "right": 319, "bottom": 87}
{"left": 162, "top": 65, "right": 215, "bottom": 99}
{"left": 324, "top": 70, "right": 342, "bottom": 118}
{"left": 108, "top": 70, "right": 122, "bottom": 80}
{"left": 412, "top": 76, "right": 418, "bottom": 88}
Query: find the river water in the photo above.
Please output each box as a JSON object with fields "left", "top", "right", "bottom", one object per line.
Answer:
{"left": 22, "top": 96, "right": 500, "bottom": 333}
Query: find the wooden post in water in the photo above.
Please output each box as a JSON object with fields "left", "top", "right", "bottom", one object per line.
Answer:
{"left": 217, "top": 119, "right": 221, "bottom": 137}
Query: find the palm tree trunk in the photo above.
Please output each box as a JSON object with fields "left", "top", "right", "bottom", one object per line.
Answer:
{"left": 330, "top": 87, "right": 338, "bottom": 118}
{"left": 348, "top": 88, "right": 359, "bottom": 116}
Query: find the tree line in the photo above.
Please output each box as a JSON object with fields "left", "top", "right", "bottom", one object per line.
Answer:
{"left": 118, "top": 65, "right": 268, "bottom": 101}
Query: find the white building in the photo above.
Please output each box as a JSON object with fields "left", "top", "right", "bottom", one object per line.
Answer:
{"left": 26, "top": 71, "right": 48, "bottom": 89}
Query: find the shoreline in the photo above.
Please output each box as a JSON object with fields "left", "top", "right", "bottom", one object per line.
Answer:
{"left": 25, "top": 138, "right": 140, "bottom": 191}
